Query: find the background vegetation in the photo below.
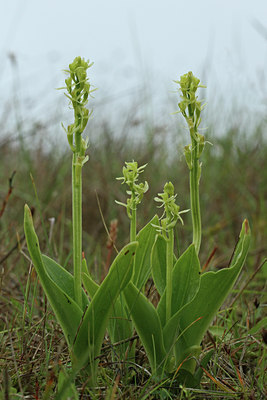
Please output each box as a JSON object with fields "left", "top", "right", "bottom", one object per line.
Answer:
{"left": 0, "top": 97, "right": 266, "bottom": 398}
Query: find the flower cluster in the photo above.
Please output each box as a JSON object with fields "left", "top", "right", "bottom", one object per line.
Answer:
{"left": 175, "top": 71, "right": 206, "bottom": 168}
{"left": 116, "top": 161, "right": 149, "bottom": 219}
{"left": 176, "top": 71, "right": 205, "bottom": 131}
{"left": 154, "top": 182, "right": 188, "bottom": 235}
{"left": 62, "top": 57, "right": 94, "bottom": 155}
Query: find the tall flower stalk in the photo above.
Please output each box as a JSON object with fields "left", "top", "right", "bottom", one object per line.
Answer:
{"left": 175, "top": 72, "right": 205, "bottom": 255}
{"left": 154, "top": 182, "right": 187, "bottom": 322}
{"left": 62, "top": 57, "right": 94, "bottom": 308}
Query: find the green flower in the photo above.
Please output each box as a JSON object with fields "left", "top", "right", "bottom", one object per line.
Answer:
{"left": 116, "top": 161, "right": 148, "bottom": 218}
{"left": 154, "top": 182, "right": 189, "bottom": 234}
{"left": 61, "top": 57, "right": 94, "bottom": 154}
{"left": 175, "top": 71, "right": 205, "bottom": 132}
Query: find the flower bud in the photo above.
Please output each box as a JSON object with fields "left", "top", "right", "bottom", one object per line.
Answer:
{"left": 164, "top": 182, "right": 174, "bottom": 197}
{"left": 184, "top": 145, "right": 192, "bottom": 169}
{"left": 197, "top": 134, "right": 205, "bottom": 157}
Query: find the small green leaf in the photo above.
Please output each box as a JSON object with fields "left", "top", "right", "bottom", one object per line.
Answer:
{"left": 57, "top": 368, "right": 79, "bottom": 400}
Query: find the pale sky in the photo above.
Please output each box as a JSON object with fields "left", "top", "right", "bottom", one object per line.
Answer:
{"left": 1, "top": 0, "right": 267, "bottom": 136}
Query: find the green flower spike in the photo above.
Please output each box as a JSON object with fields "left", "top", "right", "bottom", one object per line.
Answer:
{"left": 62, "top": 56, "right": 94, "bottom": 157}
{"left": 153, "top": 182, "right": 189, "bottom": 236}
{"left": 153, "top": 182, "right": 189, "bottom": 321}
{"left": 61, "top": 56, "right": 95, "bottom": 308}
{"left": 175, "top": 71, "right": 206, "bottom": 255}
{"left": 116, "top": 161, "right": 149, "bottom": 241}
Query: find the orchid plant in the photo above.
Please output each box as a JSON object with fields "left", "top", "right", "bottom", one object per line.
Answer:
{"left": 24, "top": 57, "right": 138, "bottom": 384}
{"left": 118, "top": 72, "right": 251, "bottom": 383}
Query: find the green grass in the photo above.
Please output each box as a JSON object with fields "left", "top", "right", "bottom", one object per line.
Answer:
{"left": 0, "top": 115, "right": 266, "bottom": 399}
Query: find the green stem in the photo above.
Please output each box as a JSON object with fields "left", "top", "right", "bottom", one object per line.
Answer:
{"left": 130, "top": 206, "right": 136, "bottom": 242}
{"left": 72, "top": 152, "right": 83, "bottom": 308}
{"left": 130, "top": 190, "right": 137, "bottom": 242}
{"left": 190, "top": 134, "right": 201, "bottom": 255}
{"left": 166, "top": 229, "right": 174, "bottom": 323}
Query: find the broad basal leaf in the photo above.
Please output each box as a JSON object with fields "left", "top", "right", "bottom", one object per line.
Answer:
{"left": 157, "top": 244, "right": 200, "bottom": 328}
{"left": 151, "top": 233, "right": 178, "bottom": 297}
{"left": 164, "top": 220, "right": 251, "bottom": 368}
{"left": 43, "top": 255, "right": 89, "bottom": 310}
{"left": 83, "top": 262, "right": 134, "bottom": 360}
{"left": 24, "top": 204, "right": 83, "bottom": 346}
{"left": 124, "top": 281, "right": 167, "bottom": 375}
{"left": 133, "top": 215, "right": 159, "bottom": 289}
{"left": 73, "top": 242, "right": 138, "bottom": 375}
{"left": 151, "top": 234, "right": 167, "bottom": 296}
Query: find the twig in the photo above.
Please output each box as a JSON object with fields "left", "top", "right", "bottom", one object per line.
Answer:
{"left": 0, "top": 170, "right": 16, "bottom": 218}
{"left": 94, "top": 334, "right": 139, "bottom": 360}
{"left": 95, "top": 190, "right": 119, "bottom": 254}
{"left": 103, "top": 219, "right": 118, "bottom": 280}
{"left": 202, "top": 246, "right": 218, "bottom": 272}
{"left": 0, "top": 234, "right": 25, "bottom": 265}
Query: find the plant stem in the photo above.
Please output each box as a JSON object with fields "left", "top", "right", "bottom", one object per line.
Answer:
{"left": 72, "top": 152, "right": 83, "bottom": 308}
{"left": 190, "top": 132, "right": 201, "bottom": 255}
{"left": 130, "top": 206, "right": 137, "bottom": 242}
{"left": 166, "top": 229, "right": 174, "bottom": 322}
